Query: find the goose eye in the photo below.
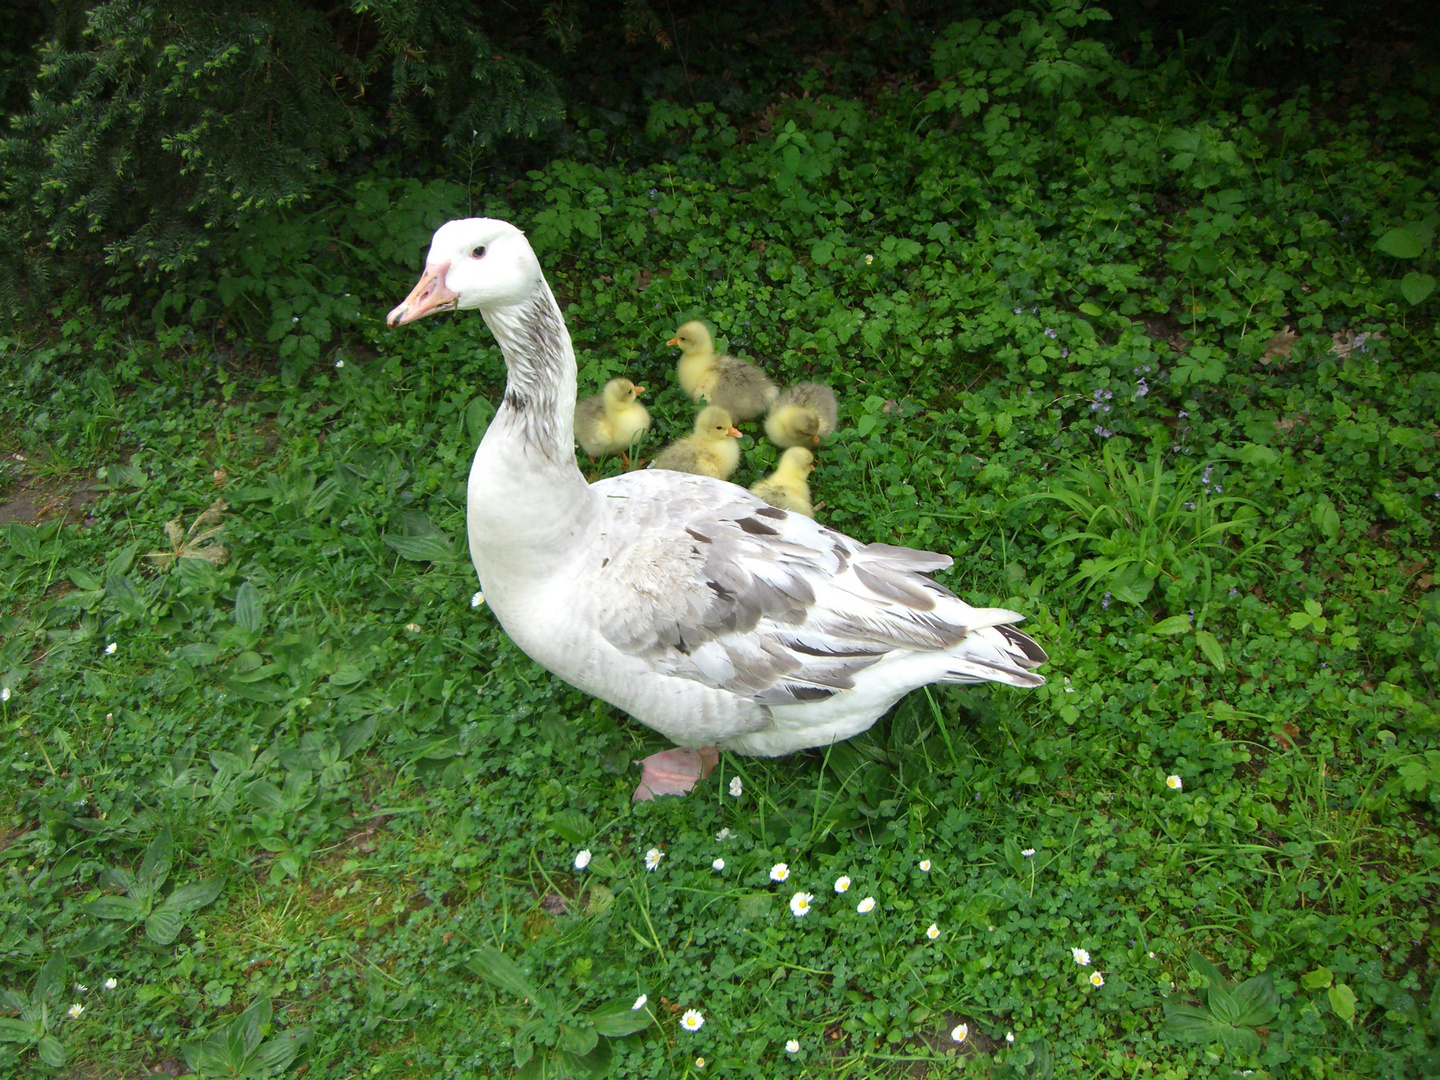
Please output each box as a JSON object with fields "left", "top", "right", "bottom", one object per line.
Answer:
{"left": 471, "top": 245, "right": 487, "bottom": 259}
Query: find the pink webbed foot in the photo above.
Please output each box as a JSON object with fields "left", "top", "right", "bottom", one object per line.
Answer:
{"left": 632, "top": 747, "right": 720, "bottom": 802}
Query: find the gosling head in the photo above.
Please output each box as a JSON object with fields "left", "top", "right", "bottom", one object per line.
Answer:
{"left": 667, "top": 320, "right": 714, "bottom": 355}
{"left": 603, "top": 378, "right": 644, "bottom": 406}
{"left": 780, "top": 447, "right": 815, "bottom": 474}
{"left": 695, "top": 405, "right": 741, "bottom": 439}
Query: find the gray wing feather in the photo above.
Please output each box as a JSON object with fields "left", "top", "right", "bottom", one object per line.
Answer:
{"left": 587, "top": 472, "right": 999, "bottom": 703}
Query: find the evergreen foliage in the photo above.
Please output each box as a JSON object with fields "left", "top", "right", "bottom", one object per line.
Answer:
{"left": 0, "top": 0, "right": 564, "bottom": 300}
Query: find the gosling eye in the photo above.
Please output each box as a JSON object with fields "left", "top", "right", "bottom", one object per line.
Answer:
{"left": 471, "top": 245, "right": 487, "bottom": 259}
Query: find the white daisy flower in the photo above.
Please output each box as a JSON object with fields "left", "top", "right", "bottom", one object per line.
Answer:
{"left": 864, "top": 254, "right": 874, "bottom": 265}
{"left": 729, "top": 776, "right": 743, "bottom": 797}
{"left": 770, "top": 863, "right": 789, "bottom": 883}
{"left": 1072, "top": 947, "right": 1091, "bottom": 966}
{"left": 67, "top": 1003, "right": 84, "bottom": 1019}
{"left": 681, "top": 1009, "right": 704, "bottom": 1032}
{"left": 951, "top": 1023, "right": 968, "bottom": 1042}
{"left": 712, "top": 858, "right": 725, "bottom": 871}
{"left": 1006, "top": 1031, "right": 1015, "bottom": 1043}
{"left": 632, "top": 994, "right": 648, "bottom": 1011}
{"left": 1090, "top": 971, "right": 1105, "bottom": 987}
{"left": 1, "top": 687, "right": 10, "bottom": 702}
{"left": 715, "top": 828, "right": 732, "bottom": 841}
{"left": 1021, "top": 848, "right": 1036, "bottom": 857}
{"left": 833, "top": 875, "right": 851, "bottom": 893}
{"left": 74, "top": 983, "right": 87, "bottom": 994}
{"left": 856, "top": 896, "right": 876, "bottom": 914}
{"left": 574, "top": 849, "right": 591, "bottom": 870}
{"left": 470, "top": 591, "right": 485, "bottom": 608}
{"left": 104, "top": 642, "right": 117, "bottom": 655}
{"left": 695, "top": 1058, "right": 705, "bottom": 1069}
{"left": 926, "top": 923, "right": 940, "bottom": 940}
{"left": 918, "top": 859, "right": 931, "bottom": 872}
{"left": 785, "top": 1039, "right": 800, "bottom": 1054}
{"left": 334, "top": 359, "right": 345, "bottom": 369}
{"left": 645, "top": 848, "right": 663, "bottom": 871}
{"left": 1167, "top": 774, "right": 1183, "bottom": 790}
{"left": 789, "top": 892, "right": 813, "bottom": 917}
{"left": 103, "top": 978, "right": 118, "bottom": 990}
{"left": 404, "top": 622, "right": 421, "bottom": 632}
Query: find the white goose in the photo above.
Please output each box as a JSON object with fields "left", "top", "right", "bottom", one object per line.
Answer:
{"left": 388, "top": 219, "right": 1047, "bottom": 800}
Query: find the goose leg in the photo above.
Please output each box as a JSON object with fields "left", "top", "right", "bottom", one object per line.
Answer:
{"left": 633, "top": 747, "right": 719, "bottom": 801}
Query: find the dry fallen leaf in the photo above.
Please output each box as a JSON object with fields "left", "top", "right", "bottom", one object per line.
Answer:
{"left": 1260, "top": 326, "right": 1299, "bottom": 365}
{"left": 145, "top": 498, "right": 230, "bottom": 569}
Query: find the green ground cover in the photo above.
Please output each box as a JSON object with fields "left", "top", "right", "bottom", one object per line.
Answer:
{"left": 2, "top": 5, "right": 1438, "bottom": 1078}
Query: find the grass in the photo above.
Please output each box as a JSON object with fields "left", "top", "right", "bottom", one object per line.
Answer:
{"left": 2, "top": 5, "right": 1439, "bottom": 1078}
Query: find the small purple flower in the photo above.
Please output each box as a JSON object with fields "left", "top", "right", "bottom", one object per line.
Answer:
{"left": 1014, "top": 306, "right": 1023, "bottom": 315}
{"left": 1135, "top": 379, "right": 1149, "bottom": 398}
{"left": 1094, "top": 425, "right": 1114, "bottom": 438}
{"left": 1102, "top": 591, "right": 1111, "bottom": 609}
{"left": 1184, "top": 500, "right": 1196, "bottom": 510}
{"left": 1044, "top": 328, "right": 1058, "bottom": 339}
{"left": 1062, "top": 348, "right": 1069, "bottom": 358}
{"left": 1229, "top": 587, "right": 1238, "bottom": 596}
{"left": 1178, "top": 410, "right": 1188, "bottom": 419}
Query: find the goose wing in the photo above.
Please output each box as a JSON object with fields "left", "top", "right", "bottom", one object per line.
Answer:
{"left": 584, "top": 472, "right": 1040, "bottom": 704}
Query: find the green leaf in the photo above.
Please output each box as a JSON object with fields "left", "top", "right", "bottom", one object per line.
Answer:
{"left": 0, "top": 1017, "right": 36, "bottom": 1043}
{"left": 1206, "top": 980, "right": 1242, "bottom": 1026}
{"left": 1376, "top": 226, "right": 1424, "bottom": 259}
{"left": 1216, "top": 1024, "right": 1261, "bottom": 1056}
{"left": 546, "top": 809, "right": 594, "bottom": 845}
{"left": 1002, "top": 836, "right": 1025, "bottom": 874}
{"left": 1300, "top": 967, "right": 1333, "bottom": 990}
{"left": 86, "top": 895, "right": 144, "bottom": 922}
{"left": 37, "top": 1034, "right": 66, "bottom": 1067}
{"left": 254, "top": 1028, "right": 311, "bottom": 1070}
{"left": 34, "top": 954, "right": 67, "bottom": 1001}
{"left": 1194, "top": 629, "right": 1226, "bottom": 671}
{"left": 1233, "top": 974, "right": 1279, "bottom": 1026}
{"left": 1329, "top": 982, "right": 1357, "bottom": 1024}
{"left": 1161, "top": 1003, "right": 1218, "bottom": 1044}
{"left": 1078, "top": 302, "right": 1104, "bottom": 316}
{"left": 381, "top": 531, "right": 456, "bottom": 564}
{"left": 590, "top": 997, "right": 653, "bottom": 1038}
{"left": 245, "top": 780, "right": 286, "bottom": 815}
{"left": 145, "top": 907, "right": 186, "bottom": 945}
{"left": 162, "top": 877, "right": 226, "bottom": 913}
{"left": 558, "top": 1023, "right": 598, "bottom": 1057}
{"left": 1150, "top": 614, "right": 1194, "bottom": 636}
{"left": 1400, "top": 271, "right": 1435, "bottom": 305}
{"left": 104, "top": 572, "right": 149, "bottom": 619}
{"left": 1311, "top": 498, "right": 1340, "bottom": 541}
{"left": 466, "top": 947, "right": 537, "bottom": 1001}
{"left": 234, "top": 582, "right": 265, "bottom": 633}
{"left": 139, "top": 827, "right": 173, "bottom": 890}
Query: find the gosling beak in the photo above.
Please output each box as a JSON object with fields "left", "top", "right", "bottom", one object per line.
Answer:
{"left": 726, "top": 426, "right": 742, "bottom": 438}
{"left": 387, "top": 262, "right": 458, "bottom": 327}
{"left": 811, "top": 435, "right": 820, "bottom": 445}
{"left": 666, "top": 335, "right": 680, "bottom": 347}
{"left": 634, "top": 386, "right": 645, "bottom": 395}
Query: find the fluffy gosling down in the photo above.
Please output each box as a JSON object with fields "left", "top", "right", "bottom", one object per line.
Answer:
{"left": 766, "top": 381, "right": 839, "bottom": 447}
{"left": 574, "top": 377, "right": 651, "bottom": 460}
{"left": 651, "top": 405, "right": 742, "bottom": 479}
{"left": 750, "top": 447, "right": 816, "bottom": 518}
{"left": 668, "top": 320, "right": 779, "bottom": 421}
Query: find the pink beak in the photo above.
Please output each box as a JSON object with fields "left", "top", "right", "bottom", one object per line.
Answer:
{"left": 387, "top": 262, "right": 458, "bottom": 326}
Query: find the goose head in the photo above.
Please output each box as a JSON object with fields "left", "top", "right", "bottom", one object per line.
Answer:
{"left": 667, "top": 320, "right": 714, "bottom": 356}
{"left": 388, "top": 218, "right": 543, "bottom": 326}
